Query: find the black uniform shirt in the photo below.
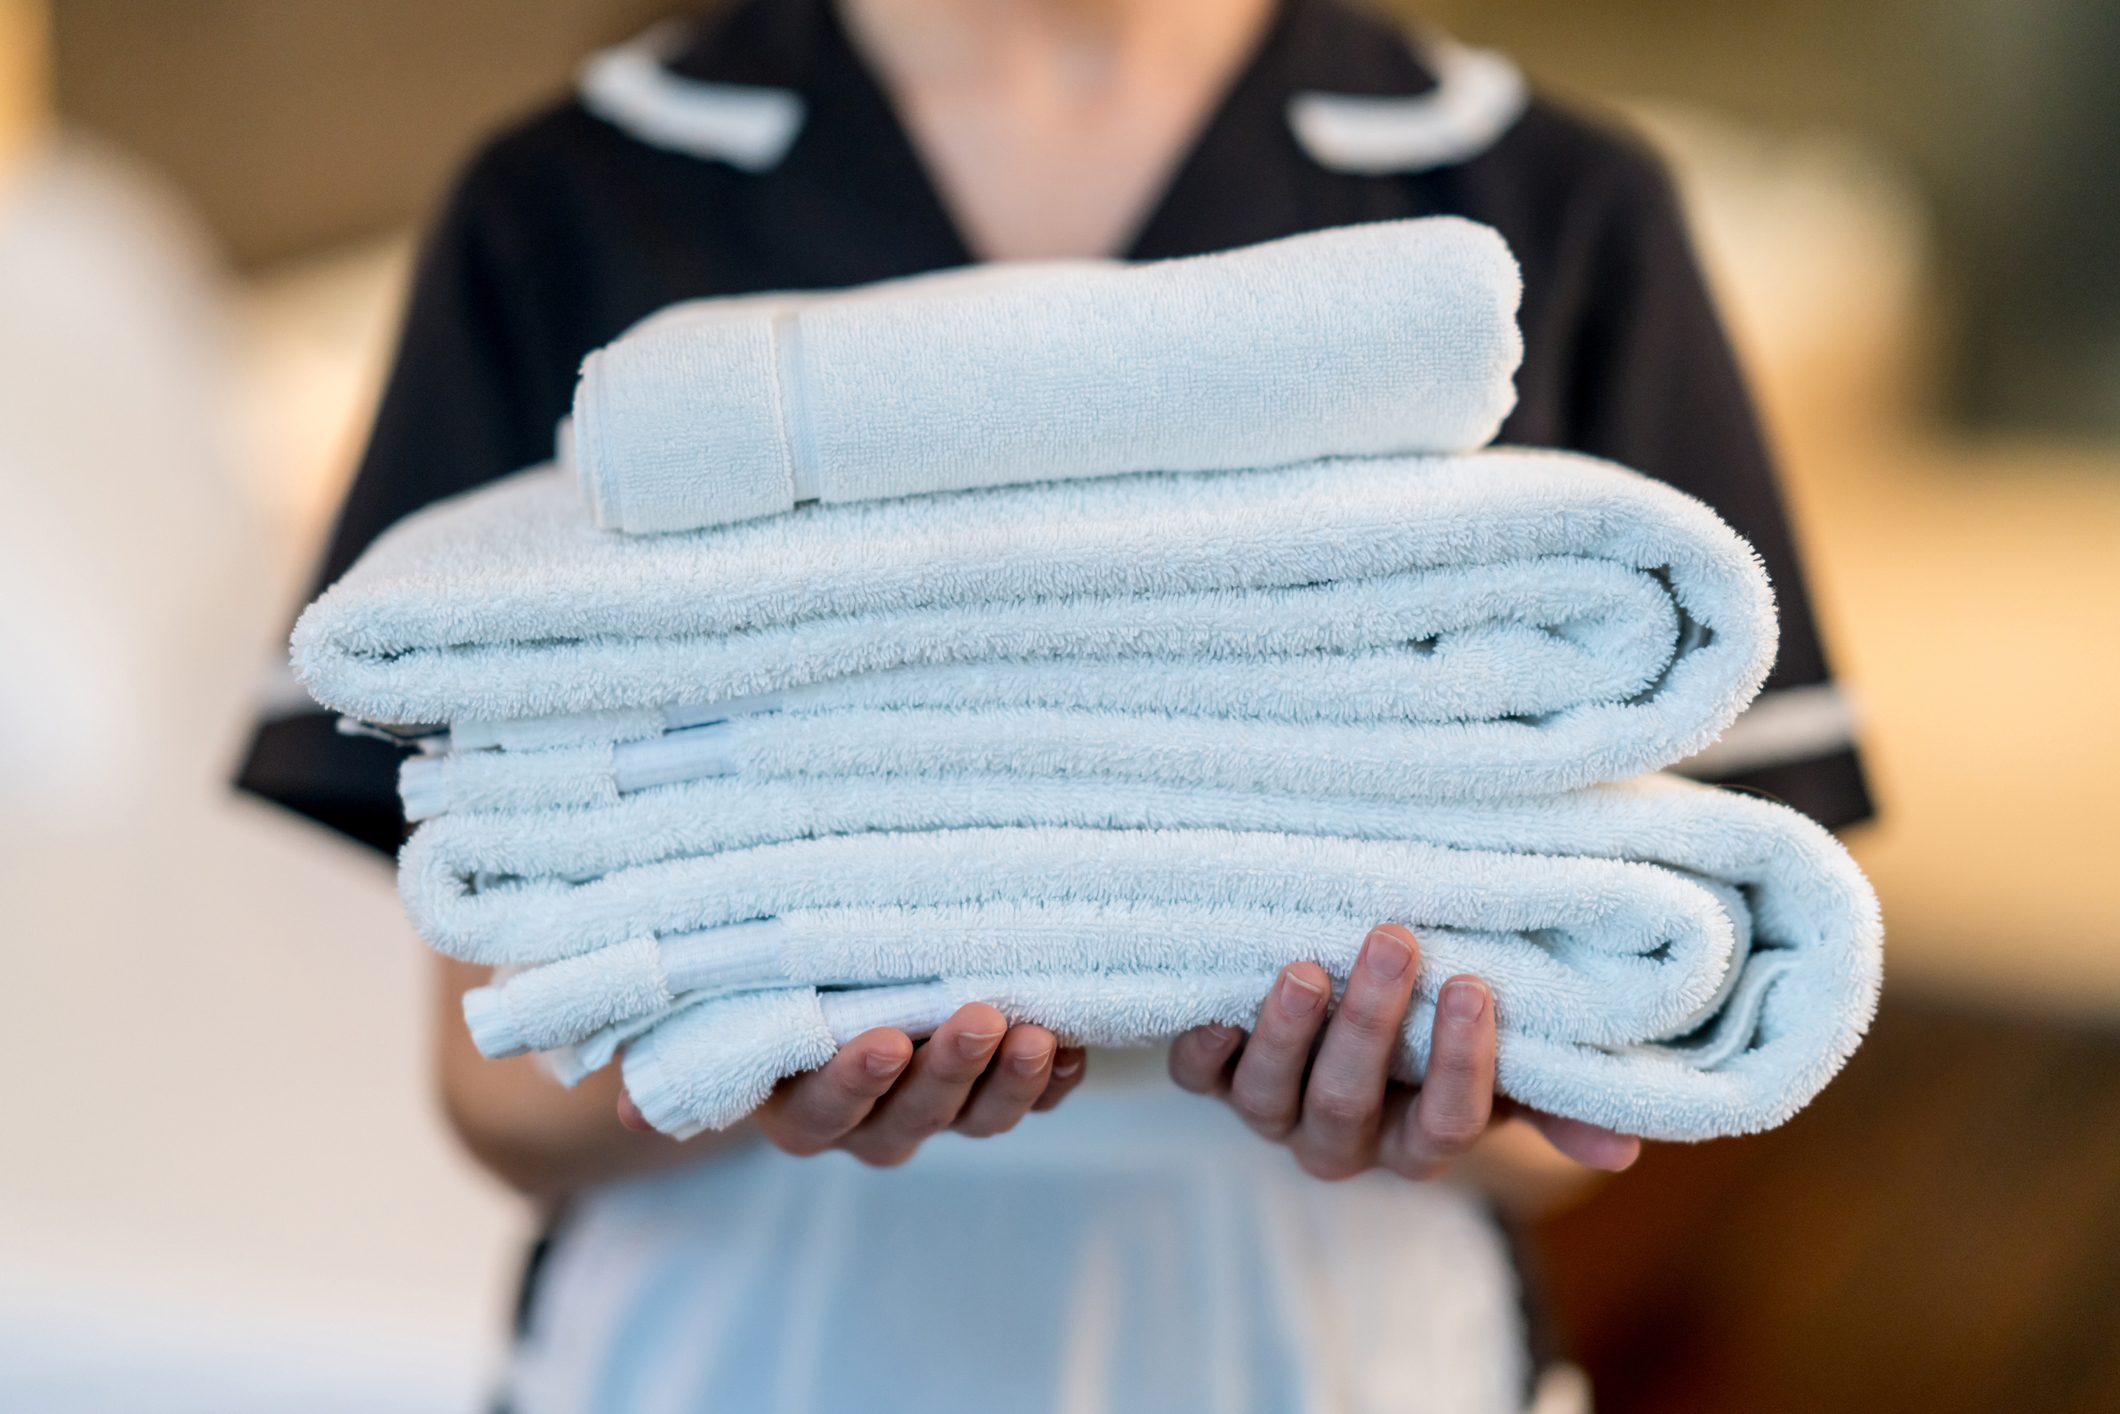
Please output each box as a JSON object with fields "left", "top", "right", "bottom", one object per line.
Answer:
{"left": 235, "top": 0, "right": 1872, "bottom": 853}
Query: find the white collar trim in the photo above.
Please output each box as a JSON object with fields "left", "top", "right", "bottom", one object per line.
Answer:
{"left": 578, "top": 23, "right": 1521, "bottom": 179}
{"left": 1288, "top": 36, "right": 1528, "bottom": 175}
{"left": 578, "top": 24, "right": 806, "bottom": 172}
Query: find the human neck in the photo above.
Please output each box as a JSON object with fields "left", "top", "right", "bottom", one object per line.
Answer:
{"left": 836, "top": 0, "right": 1278, "bottom": 261}
{"left": 840, "top": 0, "right": 1273, "bottom": 93}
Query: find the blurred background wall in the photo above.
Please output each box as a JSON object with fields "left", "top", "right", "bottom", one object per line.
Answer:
{"left": 3, "top": 0, "right": 2115, "bottom": 1408}
{"left": 49, "top": 0, "right": 690, "bottom": 265}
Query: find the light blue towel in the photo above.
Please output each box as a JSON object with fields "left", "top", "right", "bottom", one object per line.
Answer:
{"left": 621, "top": 951, "right": 1809, "bottom": 1144}
{"left": 407, "top": 774, "right": 1815, "bottom": 966}
{"left": 294, "top": 450, "right": 1775, "bottom": 788}
{"left": 459, "top": 869, "right": 1746, "bottom": 1057}
{"left": 440, "top": 607, "right": 1673, "bottom": 748}
{"left": 404, "top": 771, "right": 1775, "bottom": 912}
{"left": 404, "top": 697, "right": 1773, "bottom": 820}
{"left": 541, "top": 998, "right": 692, "bottom": 1089}
{"left": 431, "top": 778, "right": 1880, "bottom": 1141}
{"left": 570, "top": 218, "right": 1522, "bottom": 533}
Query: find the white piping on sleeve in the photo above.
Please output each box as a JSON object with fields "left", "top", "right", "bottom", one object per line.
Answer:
{"left": 1680, "top": 682, "right": 1860, "bottom": 777}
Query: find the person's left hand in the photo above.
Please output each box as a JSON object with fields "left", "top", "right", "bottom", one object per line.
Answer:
{"left": 1167, "top": 924, "right": 1642, "bottom": 1181}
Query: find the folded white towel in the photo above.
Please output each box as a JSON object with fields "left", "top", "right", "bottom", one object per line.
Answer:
{"left": 425, "top": 778, "right": 1878, "bottom": 1141}
{"left": 294, "top": 451, "right": 1775, "bottom": 800}
{"left": 406, "top": 696, "right": 1776, "bottom": 820}
{"left": 614, "top": 960, "right": 1799, "bottom": 1141}
{"left": 571, "top": 218, "right": 1522, "bottom": 532}
{"left": 405, "top": 772, "right": 1840, "bottom": 951}
{"left": 439, "top": 614, "right": 1672, "bottom": 751}
{"left": 618, "top": 883, "right": 1858, "bottom": 1142}
{"left": 461, "top": 878, "right": 1749, "bottom": 1059}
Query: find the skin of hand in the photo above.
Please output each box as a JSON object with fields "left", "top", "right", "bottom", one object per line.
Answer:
{"left": 617, "top": 1004, "right": 1088, "bottom": 1168}
{"left": 1167, "top": 925, "right": 1642, "bottom": 1180}
{"left": 436, "top": 957, "right": 1083, "bottom": 1201}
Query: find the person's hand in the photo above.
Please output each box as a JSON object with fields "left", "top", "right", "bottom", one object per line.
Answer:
{"left": 1167, "top": 925, "right": 1641, "bottom": 1181}
{"left": 618, "top": 1003, "right": 1087, "bottom": 1165}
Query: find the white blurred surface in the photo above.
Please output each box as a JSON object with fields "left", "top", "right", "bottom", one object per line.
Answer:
{"left": 0, "top": 139, "right": 521, "bottom": 1411}
{"left": 0, "top": 140, "right": 254, "bottom": 822}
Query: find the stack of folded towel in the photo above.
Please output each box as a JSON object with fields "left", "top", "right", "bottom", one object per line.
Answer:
{"left": 292, "top": 218, "right": 1882, "bottom": 1145}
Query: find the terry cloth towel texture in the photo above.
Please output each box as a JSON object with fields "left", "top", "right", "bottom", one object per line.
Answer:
{"left": 570, "top": 217, "right": 1522, "bottom": 533}
{"left": 431, "top": 777, "right": 1881, "bottom": 1142}
{"left": 292, "top": 449, "right": 1776, "bottom": 806}
{"left": 283, "top": 226, "right": 1885, "bottom": 1149}
{"left": 406, "top": 690, "right": 1743, "bottom": 819}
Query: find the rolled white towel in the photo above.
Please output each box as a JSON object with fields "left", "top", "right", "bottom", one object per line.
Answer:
{"left": 568, "top": 217, "right": 1522, "bottom": 532}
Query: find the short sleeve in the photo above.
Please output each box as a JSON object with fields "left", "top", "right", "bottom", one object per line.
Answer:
{"left": 232, "top": 141, "right": 581, "bottom": 854}
{"left": 1529, "top": 150, "right": 1874, "bottom": 831}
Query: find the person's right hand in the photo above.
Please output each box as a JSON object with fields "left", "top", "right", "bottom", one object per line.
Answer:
{"left": 618, "top": 1003, "right": 1088, "bottom": 1166}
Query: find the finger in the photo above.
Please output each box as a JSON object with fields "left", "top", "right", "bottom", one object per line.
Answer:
{"left": 1295, "top": 925, "right": 1420, "bottom": 1180}
{"left": 1031, "top": 1047, "right": 1088, "bottom": 1111}
{"left": 840, "top": 1003, "right": 1006, "bottom": 1167}
{"left": 1227, "top": 963, "right": 1332, "bottom": 1140}
{"left": 1525, "top": 1111, "right": 1642, "bottom": 1172}
{"left": 1385, "top": 975, "right": 1496, "bottom": 1179}
{"left": 754, "top": 1028, "right": 914, "bottom": 1156}
{"left": 617, "top": 1089, "right": 654, "bottom": 1133}
{"left": 1378, "top": 1084, "right": 1419, "bottom": 1147}
{"left": 953, "top": 1025, "right": 1058, "bottom": 1138}
{"left": 1168, "top": 1025, "right": 1244, "bottom": 1095}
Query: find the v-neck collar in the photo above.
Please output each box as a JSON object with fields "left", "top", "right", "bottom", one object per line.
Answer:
{"left": 657, "top": 0, "right": 1452, "bottom": 271}
{"left": 814, "top": 0, "right": 1305, "bottom": 264}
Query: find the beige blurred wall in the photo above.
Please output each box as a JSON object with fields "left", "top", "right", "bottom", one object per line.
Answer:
{"left": 50, "top": 0, "right": 697, "bottom": 265}
{"left": 1787, "top": 430, "right": 2120, "bottom": 1017}
{"left": 0, "top": 0, "right": 50, "bottom": 169}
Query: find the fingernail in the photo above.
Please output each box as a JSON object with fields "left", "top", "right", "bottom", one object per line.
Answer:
{"left": 1278, "top": 970, "right": 1326, "bottom": 1017}
{"left": 1362, "top": 927, "right": 1413, "bottom": 980}
{"left": 957, "top": 1028, "right": 1005, "bottom": 1060}
{"left": 1012, "top": 1046, "right": 1054, "bottom": 1078}
{"left": 1052, "top": 1056, "right": 1083, "bottom": 1080}
{"left": 865, "top": 1047, "right": 910, "bottom": 1078}
{"left": 1200, "top": 1024, "right": 1242, "bottom": 1051}
{"left": 1592, "top": 1133, "right": 1642, "bottom": 1172}
{"left": 1440, "top": 978, "right": 1489, "bottom": 1023}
